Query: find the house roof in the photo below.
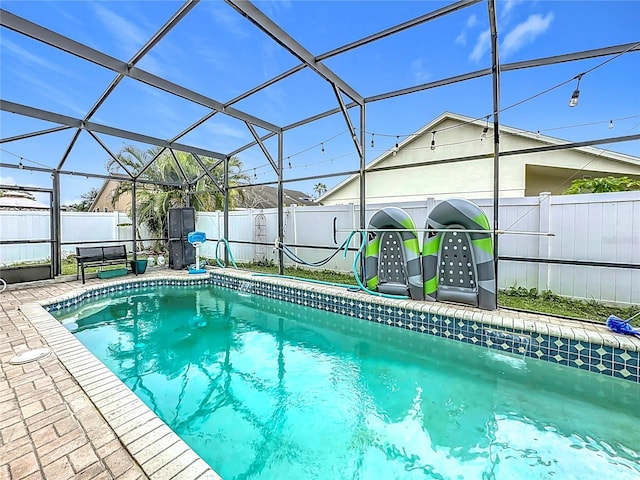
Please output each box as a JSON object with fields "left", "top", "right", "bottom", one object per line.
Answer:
{"left": 89, "top": 180, "right": 316, "bottom": 212}
{"left": 236, "top": 185, "right": 316, "bottom": 209}
{"left": 319, "top": 111, "right": 640, "bottom": 202}
{"left": 0, "top": 191, "right": 49, "bottom": 210}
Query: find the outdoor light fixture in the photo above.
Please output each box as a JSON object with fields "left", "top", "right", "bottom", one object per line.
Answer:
{"left": 569, "top": 74, "right": 583, "bottom": 107}
{"left": 430, "top": 131, "right": 437, "bottom": 151}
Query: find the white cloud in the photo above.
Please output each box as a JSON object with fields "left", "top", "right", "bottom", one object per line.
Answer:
{"left": 469, "top": 29, "right": 491, "bottom": 62}
{"left": 502, "top": 13, "right": 554, "bottom": 57}
{"left": 258, "top": 0, "right": 293, "bottom": 17}
{"left": 204, "top": 2, "right": 252, "bottom": 40}
{"left": 455, "top": 14, "right": 479, "bottom": 47}
{"left": 410, "top": 58, "right": 431, "bottom": 83}
{"left": 205, "top": 122, "right": 248, "bottom": 140}
{"left": 15, "top": 71, "right": 87, "bottom": 117}
{"left": 93, "top": 3, "right": 147, "bottom": 55}
{"left": 0, "top": 175, "right": 17, "bottom": 186}
{"left": 501, "top": 0, "right": 524, "bottom": 20}
{"left": 1, "top": 38, "right": 62, "bottom": 72}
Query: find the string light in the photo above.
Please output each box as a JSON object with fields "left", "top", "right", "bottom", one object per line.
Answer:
{"left": 287, "top": 157, "right": 292, "bottom": 169}
{"left": 321, "top": 143, "right": 325, "bottom": 155}
{"left": 537, "top": 114, "right": 639, "bottom": 134}
{"left": 393, "top": 135, "right": 399, "bottom": 156}
{"left": 481, "top": 116, "right": 489, "bottom": 140}
{"left": 569, "top": 74, "right": 583, "bottom": 107}
{"left": 253, "top": 168, "right": 257, "bottom": 180}
{"left": 430, "top": 131, "right": 437, "bottom": 151}
{"left": 536, "top": 130, "right": 540, "bottom": 138}
{"left": 370, "top": 133, "right": 375, "bottom": 149}
{"left": 18, "top": 158, "right": 24, "bottom": 169}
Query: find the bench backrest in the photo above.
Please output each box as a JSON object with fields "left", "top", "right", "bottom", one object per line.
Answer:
{"left": 76, "top": 245, "right": 126, "bottom": 262}
{"left": 103, "top": 245, "right": 127, "bottom": 261}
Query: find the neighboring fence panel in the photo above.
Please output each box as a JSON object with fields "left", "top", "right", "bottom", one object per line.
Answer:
{"left": 0, "top": 210, "right": 51, "bottom": 265}
{"left": 0, "top": 211, "right": 139, "bottom": 266}
{"left": 1, "top": 191, "right": 638, "bottom": 304}
{"left": 544, "top": 192, "right": 640, "bottom": 304}
{"left": 61, "top": 212, "right": 131, "bottom": 256}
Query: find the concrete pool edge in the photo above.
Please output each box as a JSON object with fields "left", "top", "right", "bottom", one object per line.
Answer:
{"left": 19, "top": 273, "right": 221, "bottom": 480}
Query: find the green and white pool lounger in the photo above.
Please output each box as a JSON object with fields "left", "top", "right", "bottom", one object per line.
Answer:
{"left": 364, "top": 206, "right": 423, "bottom": 300}
{"left": 423, "top": 198, "right": 497, "bottom": 310}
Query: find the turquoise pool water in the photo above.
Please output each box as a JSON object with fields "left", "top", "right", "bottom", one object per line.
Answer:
{"left": 57, "top": 285, "right": 640, "bottom": 480}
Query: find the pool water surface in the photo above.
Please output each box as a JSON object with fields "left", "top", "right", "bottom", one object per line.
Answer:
{"left": 55, "top": 285, "right": 640, "bottom": 480}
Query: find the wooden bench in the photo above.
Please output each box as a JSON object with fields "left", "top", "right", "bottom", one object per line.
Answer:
{"left": 75, "top": 245, "right": 128, "bottom": 284}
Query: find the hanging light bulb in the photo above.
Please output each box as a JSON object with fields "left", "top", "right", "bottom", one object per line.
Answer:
{"left": 430, "top": 131, "right": 437, "bottom": 151}
{"left": 18, "top": 158, "right": 24, "bottom": 169}
{"left": 287, "top": 157, "right": 292, "bottom": 169}
{"left": 253, "top": 168, "right": 257, "bottom": 180}
{"left": 481, "top": 117, "right": 489, "bottom": 140}
{"left": 569, "top": 74, "right": 583, "bottom": 107}
{"left": 393, "top": 135, "right": 399, "bottom": 156}
{"left": 536, "top": 130, "right": 540, "bottom": 138}
{"left": 609, "top": 120, "right": 614, "bottom": 129}
{"left": 370, "top": 133, "right": 375, "bottom": 149}
{"left": 321, "top": 143, "right": 325, "bottom": 155}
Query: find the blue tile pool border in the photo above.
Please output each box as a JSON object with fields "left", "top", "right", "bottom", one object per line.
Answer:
{"left": 42, "top": 271, "right": 639, "bottom": 383}
{"left": 209, "top": 271, "right": 640, "bottom": 384}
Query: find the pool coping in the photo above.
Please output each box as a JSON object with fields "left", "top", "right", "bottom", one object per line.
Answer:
{"left": 16, "top": 267, "right": 640, "bottom": 479}
{"left": 19, "top": 272, "right": 221, "bottom": 480}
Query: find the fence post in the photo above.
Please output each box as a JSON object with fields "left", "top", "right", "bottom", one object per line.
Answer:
{"left": 290, "top": 204, "right": 298, "bottom": 261}
{"left": 538, "top": 192, "right": 552, "bottom": 293}
{"left": 349, "top": 203, "right": 357, "bottom": 264}
{"left": 113, "top": 211, "right": 119, "bottom": 245}
{"left": 426, "top": 197, "right": 435, "bottom": 217}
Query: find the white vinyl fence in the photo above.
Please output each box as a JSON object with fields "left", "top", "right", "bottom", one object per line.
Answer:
{"left": 0, "top": 211, "right": 141, "bottom": 265}
{"left": 198, "top": 191, "right": 640, "bottom": 306}
{"left": 1, "top": 191, "right": 638, "bottom": 304}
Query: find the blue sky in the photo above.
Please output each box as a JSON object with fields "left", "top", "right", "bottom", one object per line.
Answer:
{"left": 1, "top": 0, "right": 638, "bottom": 205}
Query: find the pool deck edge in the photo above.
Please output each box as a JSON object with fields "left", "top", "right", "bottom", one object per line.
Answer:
{"left": 0, "top": 270, "right": 221, "bottom": 480}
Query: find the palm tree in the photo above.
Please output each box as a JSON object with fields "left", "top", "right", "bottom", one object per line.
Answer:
{"left": 107, "top": 145, "right": 247, "bottom": 244}
{"left": 313, "top": 182, "right": 327, "bottom": 199}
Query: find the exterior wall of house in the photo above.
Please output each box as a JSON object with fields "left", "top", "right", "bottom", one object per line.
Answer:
{"left": 525, "top": 164, "right": 640, "bottom": 196}
{"left": 322, "top": 117, "right": 640, "bottom": 205}
{"left": 91, "top": 180, "right": 131, "bottom": 212}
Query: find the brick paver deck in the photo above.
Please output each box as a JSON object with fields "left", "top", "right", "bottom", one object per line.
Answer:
{"left": 0, "top": 277, "right": 147, "bottom": 480}
{"left": 0, "top": 270, "right": 218, "bottom": 480}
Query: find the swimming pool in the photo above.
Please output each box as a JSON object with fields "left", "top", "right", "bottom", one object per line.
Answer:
{"left": 55, "top": 281, "right": 640, "bottom": 480}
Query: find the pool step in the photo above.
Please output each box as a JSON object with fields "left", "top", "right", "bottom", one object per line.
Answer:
{"left": 484, "top": 328, "right": 531, "bottom": 356}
